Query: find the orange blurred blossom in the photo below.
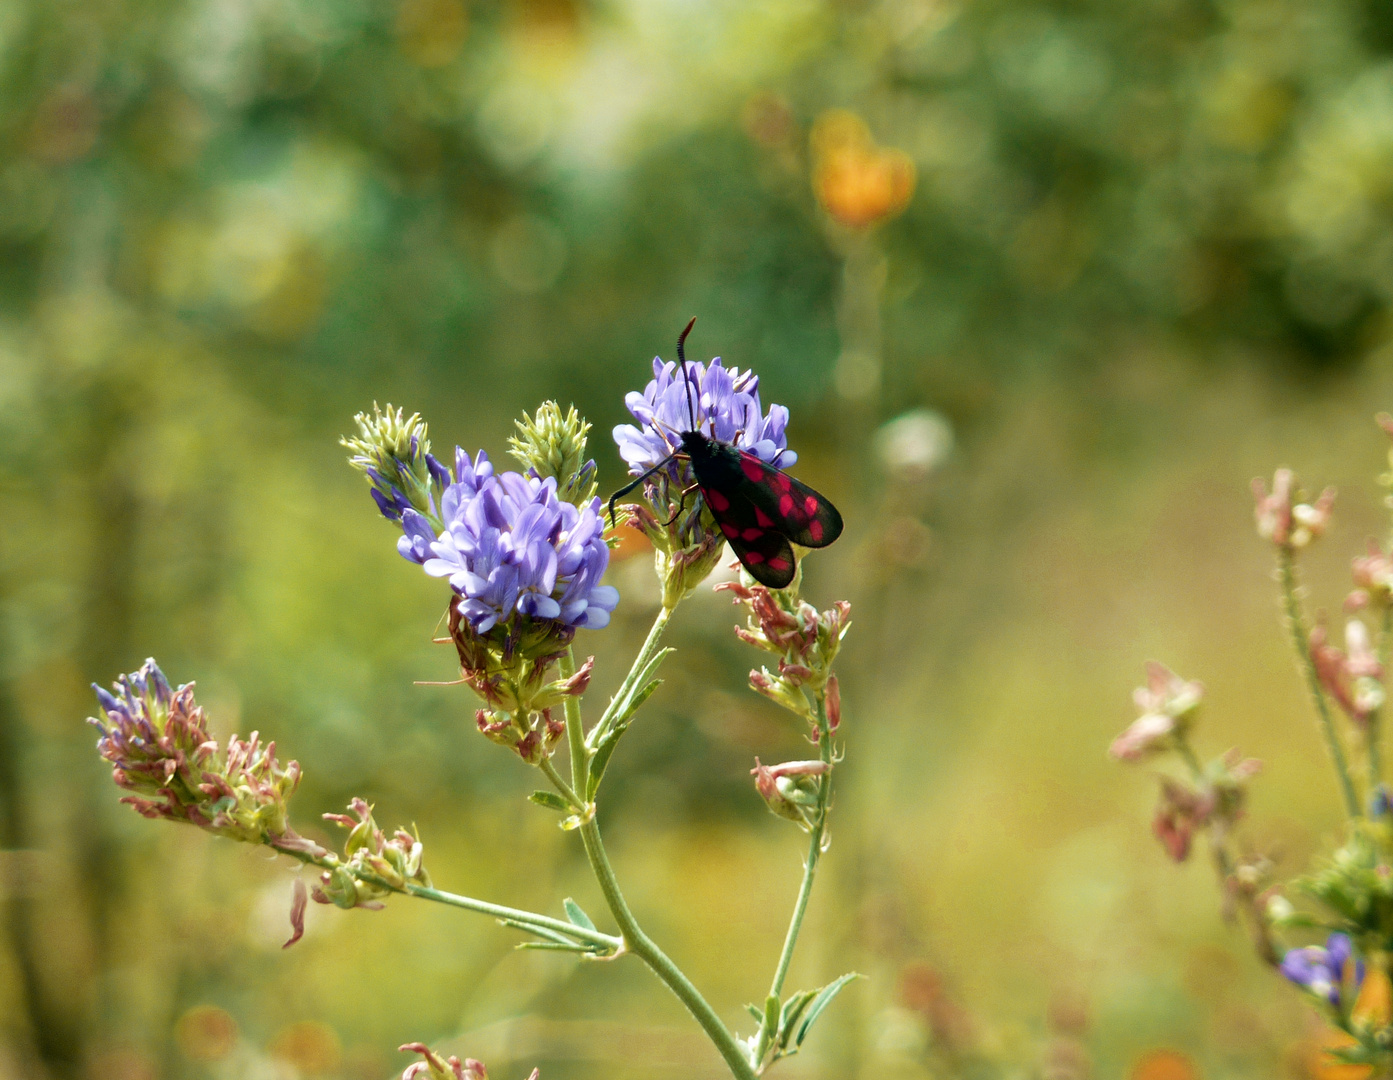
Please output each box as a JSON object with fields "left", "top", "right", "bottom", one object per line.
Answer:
{"left": 811, "top": 110, "right": 915, "bottom": 229}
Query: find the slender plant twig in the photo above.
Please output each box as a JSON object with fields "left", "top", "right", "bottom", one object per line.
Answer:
{"left": 283, "top": 849, "right": 623, "bottom": 952}
{"left": 1279, "top": 548, "right": 1362, "bottom": 818}
{"left": 538, "top": 756, "right": 584, "bottom": 811}
{"left": 559, "top": 641, "right": 758, "bottom": 1080}
{"left": 1371, "top": 603, "right": 1393, "bottom": 792}
{"left": 589, "top": 604, "right": 673, "bottom": 749}
{"left": 766, "top": 691, "right": 833, "bottom": 1003}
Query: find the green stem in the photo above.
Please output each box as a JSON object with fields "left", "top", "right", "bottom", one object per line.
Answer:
{"left": 538, "top": 755, "right": 584, "bottom": 811}
{"left": 767, "top": 693, "right": 833, "bottom": 1005}
{"left": 578, "top": 815, "right": 757, "bottom": 1080}
{"left": 558, "top": 638, "right": 754, "bottom": 1078}
{"left": 560, "top": 649, "right": 591, "bottom": 803}
{"left": 1371, "top": 604, "right": 1393, "bottom": 793}
{"left": 589, "top": 605, "right": 673, "bottom": 749}
{"left": 280, "top": 847, "right": 622, "bottom": 952}
{"left": 1279, "top": 548, "right": 1362, "bottom": 818}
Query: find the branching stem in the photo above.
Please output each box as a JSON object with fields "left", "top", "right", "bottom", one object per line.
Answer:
{"left": 1279, "top": 547, "right": 1362, "bottom": 818}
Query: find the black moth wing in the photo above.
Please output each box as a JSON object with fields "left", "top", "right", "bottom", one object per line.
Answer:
{"left": 688, "top": 440, "right": 843, "bottom": 589}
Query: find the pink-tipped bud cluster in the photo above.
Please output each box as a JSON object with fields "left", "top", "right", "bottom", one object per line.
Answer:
{"left": 751, "top": 758, "right": 830, "bottom": 827}
{"left": 399, "top": 1044, "right": 538, "bottom": 1080}
{"left": 1109, "top": 662, "right": 1204, "bottom": 761}
{"left": 718, "top": 581, "right": 849, "bottom": 734}
{"left": 1152, "top": 751, "right": 1261, "bottom": 862}
{"left": 90, "top": 659, "right": 313, "bottom": 852}
{"left": 447, "top": 598, "right": 592, "bottom": 748}
{"left": 1252, "top": 468, "right": 1335, "bottom": 550}
{"left": 314, "top": 798, "right": 431, "bottom": 910}
{"left": 1349, "top": 541, "right": 1393, "bottom": 611}
{"left": 1310, "top": 620, "right": 1386, "bottom": 725}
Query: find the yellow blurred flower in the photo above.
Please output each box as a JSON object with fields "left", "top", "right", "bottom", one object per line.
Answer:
{"left": 271, "top": 1020, "right": 343, "bottom": 1076}
{"left": 175, "top": 1005, "right": 238, "bottom": 1063}
{"left": 1301, "top": 1030, "right": 1374, "bottom": 1080}
{"left": 810, "top": 110, "right": 916, "bottom": 229}
{"left": 1128, "top": 1048, "right": 1199, "bottom": 1080}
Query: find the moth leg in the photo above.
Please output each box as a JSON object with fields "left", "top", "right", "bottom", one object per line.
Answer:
{"left": 662, "top": 483, "right": 700, "bottom": 526}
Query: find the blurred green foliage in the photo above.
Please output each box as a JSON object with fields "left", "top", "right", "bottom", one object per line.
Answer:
{"left": 8, "top": 0, "right": 1393, "bottom": 1077}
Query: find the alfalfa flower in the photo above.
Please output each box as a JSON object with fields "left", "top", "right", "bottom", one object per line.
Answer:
{"left": 399, "top": 1044, "right": 539, "bottom": 1080}
{"left": 719, "top": 581, "right": 850, "bottom": 734}
{"left": 752, "top": 758, "right": 829, "bottom": 826}
{"left": 1110, "top": 662, "right": 1203, "bottom": 761}
{"left": 1349, "top": 541, "right": 1393, "bottom": 610}
{"left": 1253, "top": 468, "right": 1336, "bottom": 550}
{"left": 342, "top": 403, "right": 448, "bottom": 527}
{"left": 508, "top": 401, "right": 598, "bottom": 507}
{"left": 1310, "top": 620, "right": 1386, "bottom": 725}
{"left": 90, "top": 659, "right": 313, "bottom": 853}
{"left": 612, "top": 352, "right": 796, "bottom": 605}
{"left": 1281, "top": 933, "right": 1363, "bottom": 1007}
{"left": 312, "top": 799, "right": 430, "bottom": 911}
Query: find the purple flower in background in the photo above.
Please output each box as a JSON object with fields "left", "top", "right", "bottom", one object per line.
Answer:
{"left": 420, "top": 462, "right": 618, "bottom": 634}
{"left": 612, "top": 355, "right": 797, "bottom": 478}
{"left": 1280, "top": 933, "right": 1362, "bottom": 1005}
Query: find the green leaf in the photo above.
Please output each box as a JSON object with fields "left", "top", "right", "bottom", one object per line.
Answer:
{"left": 528, "top": 790, "right": 571, "bottom": 813}
{"left": 795, "top": 973, "right": 862, "bottom": 1047}
{"left": 563, "top": 897, "right": 596, "bottom": 931}
{"left": 515, "top": 941, "right": 592, "bottom": 952}
{"left": 744, "top": 1003, "right": 765, "bottom": 1024}
{"left": 499, "top": 919, "right": 579, "bottom": 947}
{"left": 777, "top": 989, "right": 818, "bottom": 1049}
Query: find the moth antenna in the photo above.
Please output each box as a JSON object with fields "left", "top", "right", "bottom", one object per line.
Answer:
{"left": 677, "top": 316, "right": 698, "bottom": 433}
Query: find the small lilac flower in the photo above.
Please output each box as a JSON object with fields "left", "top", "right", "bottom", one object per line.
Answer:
{"left": 90, "top": 660, "right": 311, "bottom": 850}
{"left": 421, "top": 468, "right": 617, "bottom": 635}
{"left": 612, "top": 355, "right": 797, "bottom": 478}
{"left": 1281, "top": 933, "right": 1362, "bottom": 1006}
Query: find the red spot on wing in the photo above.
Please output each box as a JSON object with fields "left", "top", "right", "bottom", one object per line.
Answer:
{"left": 707, "top": 488, "right": 730, "bottom": 512}
{"left": 744, "top": 551, "right": 765, "bottom": 564}
{"left": 755, "top": 507, "right": 774, "bottom": 527}
{"left": 721, "top": 523, "right": 739, "bottom": 539}
{"left": 741, "top": 457, "right": 764, "bottom": 482}
{"left": 779, "top": 493, "right": 794, "bottom": 516}
{"left": 804, "top": 495, "right": 818, "bottom": 514}
{"left": 741, "top": 527, "right": 763, "bottom": 541}
{"left": 767, "top": 557, "right": 790, "bottom": 571}
{"left": 809, "top": 520, "right": 823, "bottom": 543}
{"left": 774, "top": 473, "right": 792, "bottom": 492}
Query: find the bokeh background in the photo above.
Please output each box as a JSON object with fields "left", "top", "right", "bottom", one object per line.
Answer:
{"left": 7, "top": 0, "right": 1393, "bottom": 1076}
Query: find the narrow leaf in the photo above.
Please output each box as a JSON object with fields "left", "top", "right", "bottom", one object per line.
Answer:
{"left": 528, "top": 790, "right": 571, "bottom": 813}
{"left": 777, "top": 989, "right": 818, "bottom": 1047}
{"left": 516, "top": 941, "right": 592, "bottom": 952}
{"left": 563, "top": 898, "right": 597, "bottom": 931}
{"left": 796, "top": 973, "right": 863, "bottom": 1047}
{"left": 498, "top": 919, "right": 579, "bottom": 947}
{"left": 745, "top": 1003, "right": 765, "bottom": 1023}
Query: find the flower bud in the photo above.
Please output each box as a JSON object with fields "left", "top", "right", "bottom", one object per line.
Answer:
{"left": 1252, "top": 469, "right": 1335, "bottom": 550}
{"left": 1311, "top": 620, "right": 1385, "bottom": 725}
{"left": 508, "top": 401, "right": 598, "bottom": 507}
{"left": 399, "top": 1044, "right": 492, "bottom": 1080}
{"left": 342, "top": 403, "right": 443, "bottom": 525}
{"left": 752, "top": 758, "right": 829, "bottom": 825}
{"left": 313, "top": 799, "right": 430, "bottom": 911}
{"left": 1110, "top": 662, "right": 1203, "bottom": 762}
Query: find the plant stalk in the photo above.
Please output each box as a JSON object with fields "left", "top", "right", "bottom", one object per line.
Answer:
{"left": 1279, "top": 548, "right": 1362, "bottom": 818}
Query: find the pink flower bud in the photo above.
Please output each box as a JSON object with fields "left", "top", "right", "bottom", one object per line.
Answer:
{"left": 825, "top": 674, "right": 841, "bottom": 733}
{"left": 284, "top": 878, "right": 308, "bottom": 949}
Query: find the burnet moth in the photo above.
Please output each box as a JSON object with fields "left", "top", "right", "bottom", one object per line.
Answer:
{"left": 608, "top": 318, "right": 843, "bottom": 589}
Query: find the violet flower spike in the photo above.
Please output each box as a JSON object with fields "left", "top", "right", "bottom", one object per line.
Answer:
{"left": 612, "top": 354, "right": 797, "bottom": 478}
{"left": 1280, "top": 933, "right": 1362, "bottom": 1006}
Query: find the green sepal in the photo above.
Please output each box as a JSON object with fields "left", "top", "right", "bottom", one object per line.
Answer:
{"left": 776, "top": 989, "right": 819, "bottom": 1050}
{"left": 528, "top": 790, "right": 572, "bottom": 813}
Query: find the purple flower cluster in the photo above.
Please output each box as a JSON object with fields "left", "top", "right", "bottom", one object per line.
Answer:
{"left": 397, "top": 449, "right": 618, "bottom": 633}
{"left": 612, "top": 356, "right": 796, "bottom": 477}
{"left": 1280, "top": 932, "right": 1362, "bottom": 1005}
